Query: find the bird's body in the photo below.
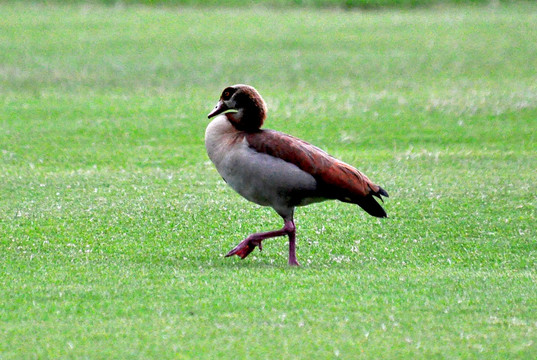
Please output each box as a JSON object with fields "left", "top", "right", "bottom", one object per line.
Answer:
{"left": 205, "top": 116, "right": 321, "bottom": 217}
{"left": 205, "top": 84, "right": 388, "bottom": 266}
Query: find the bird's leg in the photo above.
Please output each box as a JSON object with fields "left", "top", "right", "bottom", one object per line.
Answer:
{"left": 225, "top": 219, "right": 298, "bottom": 265}
{"left": 225, "top": 227, "right": 288, "bottom": 259}
{"left": 286, "top": 220, "right": 299, "bottom": 266}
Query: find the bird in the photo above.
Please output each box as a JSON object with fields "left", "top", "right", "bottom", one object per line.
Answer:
{"left": 205, "top": 84, "right": 388, "bottom": 266}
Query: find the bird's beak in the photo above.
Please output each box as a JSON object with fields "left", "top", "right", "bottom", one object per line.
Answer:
{"left": 208, "top": 100, "right": 229, "bottom": 119}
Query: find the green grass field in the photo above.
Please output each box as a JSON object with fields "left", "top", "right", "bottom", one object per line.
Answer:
{"left": 18, "top": 0, "right": 532, "bottom": 9}
{"left": 1, "top": 2, "right": 537, "bottom": 358}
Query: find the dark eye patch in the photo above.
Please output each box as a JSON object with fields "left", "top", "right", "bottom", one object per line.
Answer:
{"left": 222, "top": 87, "right": 235, "bottom": 100}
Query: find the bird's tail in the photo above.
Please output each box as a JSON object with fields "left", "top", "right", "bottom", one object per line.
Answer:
{"left": 355, "top": 186, "right": 389, "bottom": 218}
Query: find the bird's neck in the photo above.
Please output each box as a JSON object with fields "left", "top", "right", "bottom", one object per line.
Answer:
{"left": 226, "top": 102, "right": 266, "bottom": 132}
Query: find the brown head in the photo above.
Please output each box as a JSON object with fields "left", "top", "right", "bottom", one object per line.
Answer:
{"left": 207, "top": 84, "right": 267, "bottom": 132}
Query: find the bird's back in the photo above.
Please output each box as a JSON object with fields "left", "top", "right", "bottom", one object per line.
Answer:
{"left": 246, "top": 129, "right": 389, "bottom": 217}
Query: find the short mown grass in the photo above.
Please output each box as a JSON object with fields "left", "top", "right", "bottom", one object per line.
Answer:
{"left": 18, "top": 0, "right": 533, "bottom": 10}
{"left": 1, "top": 2, "right": 536, "bottom": 359}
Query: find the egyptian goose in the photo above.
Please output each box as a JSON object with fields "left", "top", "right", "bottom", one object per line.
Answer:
{"left": 205, "top": 84, "right": 388, "bottom": 266}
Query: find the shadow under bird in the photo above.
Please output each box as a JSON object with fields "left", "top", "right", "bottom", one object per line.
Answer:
{"left": 205, "top": 84, "right": 389, "bottom": 266}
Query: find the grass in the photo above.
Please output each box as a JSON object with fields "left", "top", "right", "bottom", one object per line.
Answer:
{"left": 1, "top": 2, "right": 537, "bottom": 358}
{"left": 18, "top": 0, "right": 533, "bottom": 10}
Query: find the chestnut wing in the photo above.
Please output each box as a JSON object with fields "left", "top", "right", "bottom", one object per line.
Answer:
{"left": 246, "top": 130, "right": 378, "bottom": 200}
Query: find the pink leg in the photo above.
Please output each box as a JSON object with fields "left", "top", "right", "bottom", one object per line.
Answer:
{"left": 287, "top": 226, "right": 299, "bottom": 266}
{"left": 226, "top": 219, "right": 299, "bottom": 266}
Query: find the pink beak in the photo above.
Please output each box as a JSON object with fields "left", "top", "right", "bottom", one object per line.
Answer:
{"left": 208, "top": 100, "right": 229, "bottom": 119}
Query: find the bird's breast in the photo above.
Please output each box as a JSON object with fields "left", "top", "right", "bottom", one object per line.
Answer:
{"left": 205, "top": 116, "right": 319, "bottom": 209}
{"left": 205, "top": 115, "right": 244, "bottom": 168}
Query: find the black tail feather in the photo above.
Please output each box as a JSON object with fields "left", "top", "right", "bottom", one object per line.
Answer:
{"left": 377, "top": 186, "right": 389, "bottom": 198}
{"left": 356, "top": 194, "right": 387, "bottom": 218}
{"left": 339, "top": 186, "right": 389, "bottom": 218}
{"left": 357, "top": 186, "right": 389, "bottom": 218}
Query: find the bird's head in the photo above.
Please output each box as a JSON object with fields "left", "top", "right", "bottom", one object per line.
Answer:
{"left": 207, "top": 84, "right": 267, "bottom": 132}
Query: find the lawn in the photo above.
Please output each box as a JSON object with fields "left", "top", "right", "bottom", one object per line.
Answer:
{"left": 1, "top": 2, "right": 536, "bottom": 359}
